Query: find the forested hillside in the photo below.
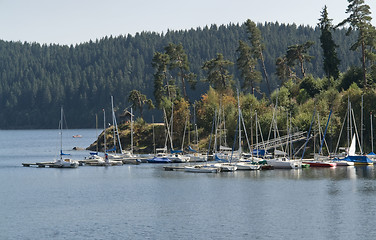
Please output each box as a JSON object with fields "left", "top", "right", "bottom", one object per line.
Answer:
{"left": 0, "top": 22, "right": 359, "bottom": 129}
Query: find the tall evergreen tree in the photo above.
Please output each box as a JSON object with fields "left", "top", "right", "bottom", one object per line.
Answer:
{"left": 276, "top": 56, "right": 296, "bottom": 84}
{"left": 128, "top": 90, "right": 155, "bottom": 119}
{"left": 286, "top": 41, "right": 315, "bottom": 78}
{"left": 318, "top": 5, "right": 340, "bottom": 80}
{"left": 245, "top": 19, "right": 271, "bottom": 95}
{"left": 236, "top": 40, "right": 262, "bottom": 94}
{"left": 164, "top": 43, "right": 197, "bottom": 101}
{"left": 336, "top": 0, "right": 373, "bottom": 86}
{"left": 202, "top": 53, "right": 234, "bottom": 93}
{"left": 152, "top": 52, "right": 171, "bottom": 108}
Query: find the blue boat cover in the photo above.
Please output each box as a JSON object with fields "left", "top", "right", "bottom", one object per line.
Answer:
{"left": 252, "top": 149, "right": 266, "bottom": 156}
{"left": 214, "top": 154, "right": 229, "bottom": 162}
{"left": 171, "top": 149, "right": 183, "bottom": 154}
{"left": 342, "top": 155, "right": 372, "bottom": 164}
{"left": 106, "top": 146, "right": 116, "bottom": 152}
{"left": 367, "top": 152, "right": 376, "bottom": 156}
{"left": 60, "top": 150, "right": 71, "bottom": 156}
{"left": 188, "top": 146, "right": 197, "bottom": 152}
{"left": 147, "top": 157, "right": 172, "bottom": 163}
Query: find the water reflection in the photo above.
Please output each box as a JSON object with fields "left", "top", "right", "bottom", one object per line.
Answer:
{"left": 6, "top": 129, "right": 376, "bottom": 240}
{"left": 154, "top": 164, "right": 376, "bottom": 181}
{"left": 354, "top": 165, "right": 376, "bottom": 178}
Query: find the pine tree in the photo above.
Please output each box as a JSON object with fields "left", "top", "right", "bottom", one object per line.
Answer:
{"left": 275, "top": 56, "right": 296, "bottom": 84}
{"left": 337, "top": 0, "right": 374, "bottom": 86}
{"left": 318, "top": 5, "right": 340, "bottom": 80}
{"left": 286, "top": 41, "right": 315, "bottom": 78}
{"left": 202, "top": 53, "right": 234, "bottom": 93}
{"left": 245, "top": 19, "right": 271, "bottom": 95}
{"left": 236, "top": 40, "right": 262, "bottom": 94}
{"left": 128, "top": 90, "right": 155, "bottom": 119}
{"left": 164, "top": 43, "right": 197, "bottom": 101}
{"left": 152, "top": 52, "right": 170, "bottom": 108}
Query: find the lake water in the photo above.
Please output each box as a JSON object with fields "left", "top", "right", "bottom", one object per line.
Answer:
{"left": 2, "top": 129, "right": 376, "bottom": 239}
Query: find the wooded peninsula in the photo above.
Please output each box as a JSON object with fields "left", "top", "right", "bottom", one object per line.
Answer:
{"left": 1, "top": 2, "right": 376, "bottom": 155}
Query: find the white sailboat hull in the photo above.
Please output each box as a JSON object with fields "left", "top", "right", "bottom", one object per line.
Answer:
{"left": 209, "top": 163, "right": 237, "bottom": 172}
{"left": 266, "top": 158, "right": 301, "bottom": 169}
{"left": 186, "top": 153, "right": 207, "bottom": 162}
{"left": 52, "top": 159, "right": 79, "bottom": 168}
{"left": 167, "top": 154, "right": 190, "bottom": 163}
{"left": 334, "top": 160, "right": 354, "bottom": 166}
{"left": 235, "top": 162, "right": 261, "bottom": 170}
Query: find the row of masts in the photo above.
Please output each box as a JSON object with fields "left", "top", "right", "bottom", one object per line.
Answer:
{"left": 100, "top": 92, "right": 376, "bottom": 161}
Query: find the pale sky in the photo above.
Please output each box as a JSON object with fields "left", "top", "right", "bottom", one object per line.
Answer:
{"left": 1, "top": 0, "right": 375, "bottom": 45}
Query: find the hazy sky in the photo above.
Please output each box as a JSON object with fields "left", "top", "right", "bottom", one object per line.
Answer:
{"left": 1, "top": 0, "right": 375, "bottom": 45}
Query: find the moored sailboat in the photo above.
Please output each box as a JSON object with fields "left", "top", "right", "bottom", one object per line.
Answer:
{"left": 339, "top": 135, "right": 372, "bottom": 165}
{"left": 267, "top": 156, "right": 301, "bottom": 169}
{"left": 335, "top": 99, "right": 373, "bottom": 165}
{"left": 51, "top": 107, "right": 79, "bottom": 168}
{"left": 234, "top": 161, "right": 261, "bottom": 170}
{"left": 302, "top": 110, "right": 337, "bottom": 167}
{"left": 84, "top": 108, "right": 122, "bottom": 166}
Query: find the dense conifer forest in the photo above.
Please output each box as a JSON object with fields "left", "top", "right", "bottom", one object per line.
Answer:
{"left": 0, "top": 22, "right": 360, "bottom": 129}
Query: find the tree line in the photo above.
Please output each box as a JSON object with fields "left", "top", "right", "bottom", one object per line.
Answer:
{"left": 0, "top": 8, "right": 366, "bottom": 129}
{"left": 140, "top": 1, "right": 376, "bottom": 155}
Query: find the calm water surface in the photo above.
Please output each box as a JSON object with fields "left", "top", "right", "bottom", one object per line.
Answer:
{"left": 2, "top": 130, "right": 376, "bottom": 239}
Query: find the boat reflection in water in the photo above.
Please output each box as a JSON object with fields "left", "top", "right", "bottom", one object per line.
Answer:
{"left": 172, "top": 165, "right": 376, "bottom": 181}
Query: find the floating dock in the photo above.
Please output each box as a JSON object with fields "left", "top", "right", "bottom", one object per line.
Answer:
{"left": 163, "top": 166, "right": 186, "bottom": 171}
{"left": 22, "top": 162, "right": 61, "bottom": 168}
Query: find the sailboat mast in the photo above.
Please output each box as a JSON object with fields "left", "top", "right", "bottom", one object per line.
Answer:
{"left": 286, "top": 111, "right": 289, "bottom": 158}
{"left": 213, "top": 109, "right": 218, "bottom": 153}
{"left": 217, "top": 105, "right": 222, "bottom": 148}
{"left": 319, "top": 110, "right": 332, "bottom": 155}
{"left": 103, "top": 109, "right": 106, "bottom": 153}
{"left": 60, "top": 106, "right": 63, "bottom": 160}
{"left": 171, "top": 103, "right": 174, "bottom": 150}
{"left": 351, "top": 108, "right": 363, "bottom": 155}
{"left": 237, "top": 91, "right": 241, "bottom": 157}
{"left": 255, "top": 111, "right": 258, "bottom": 158}
{"left": 96, "top": 114, "right": 98, "bottom": 153}
{"left": 361, "top": 95, "right": 364, "bottom": 153}
{"left": 371, "top": 112, "right": 374, "bottom": 153}
{"left": 111, "top": 96, "right": 116, "bottom": 152}
{"left": 347, "top": 96, "right": 350, "bottom": 151}
{"left": 258, "top": 115, "right": 266, "bottom": 152}
{"left": 207, "top": 110, "right": 217, "bottom": 156}
{"left": 301, "top": 107, "right": 316, "bottom": 161}
{"left": 250, "top": 106, "right": 253, "bottom": 156}
{"left": 313, "top": 113, "right": 316, "bottom": 158}
{"left": 152, "top": 115, "right": 156, "bottom": 156}
{"left": 194, "top": 103, "right": 199, "bottom": 151}
{"left": 104, "top": 108, "right": 110, "bottom": 164}
{"left": 350, "top": 101, "right": 353, "bottom": 144}
{"left": 131, "top": 108, "right": 134, "bottom": 154}
{"left": 290, "top": 112, "right": 292, "bottom": 158}
{"left": 181, "top": 117, "right": 188, "bottom": 151}
{"left": 187, "top": 110, "right": 191, "bottom": 149}
{"left": 111, "top": 96, "right": 123, "bottom": 153}
{"left": 223, "top": 106, "right": 227, "bottom": 147}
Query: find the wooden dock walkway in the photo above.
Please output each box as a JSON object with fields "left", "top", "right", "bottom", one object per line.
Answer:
{"left": 22, "top": 162, "right": 58, "bottom": 167}
{"left": 163, "top": 166, "right": 186, "bottom": 171}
